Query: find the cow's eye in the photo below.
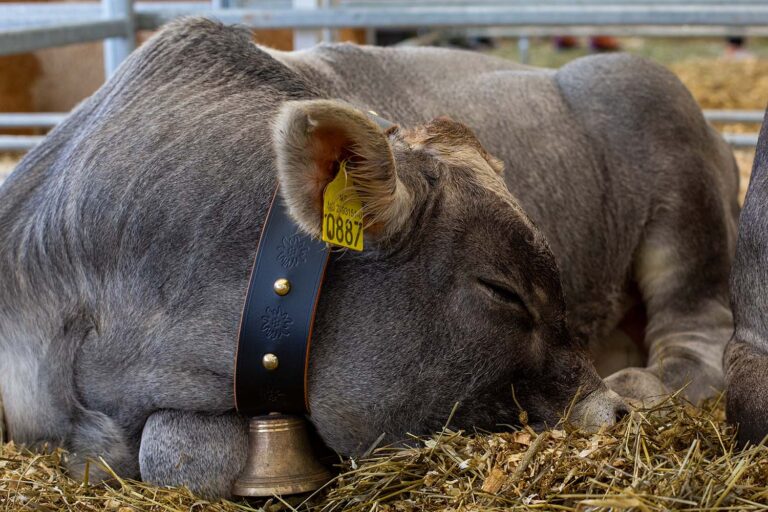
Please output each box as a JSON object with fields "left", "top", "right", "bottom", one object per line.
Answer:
{"left": 477, "top": 278, "right": 528, "bottom": 311}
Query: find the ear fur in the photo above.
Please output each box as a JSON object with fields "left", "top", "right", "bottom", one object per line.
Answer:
{"left": 273, "top": 99, "right": 413, "bottom": 241}
{"left": 400, "top": 116, "right": 504, "bottom": 178}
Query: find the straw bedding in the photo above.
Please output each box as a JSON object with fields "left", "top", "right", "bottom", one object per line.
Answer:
{"left": 2, "top": 395, "right": 766, "bottom": 511}
{"left": 670, "top": 58, "right": 768, "bottom": 112}
{"left": 0, "top": 154, "right": 20, "bottom": 183}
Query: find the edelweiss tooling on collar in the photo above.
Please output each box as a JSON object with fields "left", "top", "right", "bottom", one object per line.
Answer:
{"left": 233, "top": 112, "right": 394, "bottom": 417}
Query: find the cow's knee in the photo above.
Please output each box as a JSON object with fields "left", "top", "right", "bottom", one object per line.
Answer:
{"left": 604, "top": 366, "right": 668, "bottom": 406}
{"left": 726, "top": 340, "right": 768, "bottom": 446}
{"left": 139, "top": 410, "right": 248, "bottom": 499}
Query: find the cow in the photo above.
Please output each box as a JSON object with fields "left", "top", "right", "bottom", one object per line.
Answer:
{"left": 725, "top": 106, "right": 768, "bottom": 446}
{"left": 0, "top": 18, "right": 738, "bottom": 497}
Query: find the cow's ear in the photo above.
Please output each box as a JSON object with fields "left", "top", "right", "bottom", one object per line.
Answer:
{"left": 273, "top": 99, "right": 412, "bottom": 241}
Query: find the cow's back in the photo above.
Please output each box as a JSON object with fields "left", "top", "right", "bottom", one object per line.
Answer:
{"left": 276, "top": 44, "right": 738, "bottom": 342}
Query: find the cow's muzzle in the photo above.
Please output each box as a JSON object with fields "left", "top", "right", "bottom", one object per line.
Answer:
{"left": 569, "top": 387, "right": 629, "bottom": 431}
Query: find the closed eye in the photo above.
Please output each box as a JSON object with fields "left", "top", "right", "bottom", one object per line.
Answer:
{"left": 477, "top": 278, "right": 528, "bottom": 311}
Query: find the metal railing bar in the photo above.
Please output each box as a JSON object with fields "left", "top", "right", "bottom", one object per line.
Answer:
{"left": 0, "top": 114, "right": 68, "bottom": 128}
{"left": 339, "top": 0, "right": 768, "bottom": 4}
{"left": 103, "top": 0, "right": 135, "bottom": 77}
{"left": 704, "top": 110, "right": 765, "bottom": 124}
{"left": 461, "top": 25, "right": 768, "bottom": 37}
{"left": 4, "top": 3, "right": 768, "bottom": 32}
{"left": 0, "top": 136, "right": 46, "bottom": 152}
{"left": 0, "top": 19, "right": 127, "bottom": 56}
{"left": 136, "top": 5, "right": 768, "bottom": 30}
{"left": 5, "top": 2, "right": 768, "bottom": 24}
{"left": 723, "top": 133, "right": 760, "bottom": 148}
{"left": 0, "top": 3, "right": 107, "bottom": 26}
{"left": 6, "top": 0, "right": 767, "bottom": 15}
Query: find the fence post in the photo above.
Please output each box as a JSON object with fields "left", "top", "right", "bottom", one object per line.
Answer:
{"left": 321, "top": 0, "right": 333, "bottom": 43}
{"left": 293, "top": 0, "right": 320, "bottom": 50}
{"left": 518, "top": 36, "right": 530, "bottom": 64}
{"left": 103, "top": 0, "right": 135, "bottom": 77}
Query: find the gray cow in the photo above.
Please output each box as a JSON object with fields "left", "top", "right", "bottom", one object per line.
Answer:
{"left": 0, "top": 19, "right": 737, "bottom": 497}
{"left": 726, "top": 107, "right": 768, "bottom": 445}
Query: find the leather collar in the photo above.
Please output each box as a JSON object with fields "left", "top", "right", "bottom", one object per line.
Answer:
{"left": 234, "top": 111, "right": 394, "bottom": 417}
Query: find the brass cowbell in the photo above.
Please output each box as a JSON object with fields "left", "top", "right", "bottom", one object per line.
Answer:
{"left": 232, "top": 414, "right": 332, "bottom": 497}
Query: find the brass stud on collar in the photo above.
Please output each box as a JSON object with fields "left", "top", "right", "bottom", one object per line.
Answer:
{"left": 273, "top": 278, "right": 291, "bottom": 296}
{"left": 262, "top": 353, "right": 279, "bottom": 371}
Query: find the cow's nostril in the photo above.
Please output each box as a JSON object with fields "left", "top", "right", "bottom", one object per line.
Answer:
{"left": 615, "top": 405, "right": 630, "bottom": 423}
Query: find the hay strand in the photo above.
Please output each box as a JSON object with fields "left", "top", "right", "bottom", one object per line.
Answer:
{"left": 3, "top": 396, "right": 766, "bottom": 511}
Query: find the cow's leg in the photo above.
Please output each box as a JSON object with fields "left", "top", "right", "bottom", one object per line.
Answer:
{"left": 606, "top": 168, "right": 737, "bottom": 404}
{"left": 726, "top": 119, "right": 768, "bottom": 445}
{"left": 139, "top": 410, "right": 248, "bottom": 499}
{"left": 606, "top": 243, "right": 733, "bottom": 404}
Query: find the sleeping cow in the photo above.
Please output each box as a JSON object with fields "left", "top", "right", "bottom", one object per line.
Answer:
{"left": 0, "top": 19, "right": 738, "bottom": 497}
{"left": 726, "top": 106, "right": 768, "bottom": 445}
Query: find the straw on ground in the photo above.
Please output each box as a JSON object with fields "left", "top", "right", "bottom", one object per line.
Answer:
{"left": 2, "top": 395, "right": 767, "bottom": 511}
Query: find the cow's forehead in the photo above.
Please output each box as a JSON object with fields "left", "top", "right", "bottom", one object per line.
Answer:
{"left": 398, "top": 120, "right": 503, "bottom": 175}
{"left": 384, "top": 120, "right": 539, "bottom": 240}
{"left": 397, "top": 126, "right": 507, "bottom": 193}
{"left": 417, "top": 147, "right": 535, "bottom": 233}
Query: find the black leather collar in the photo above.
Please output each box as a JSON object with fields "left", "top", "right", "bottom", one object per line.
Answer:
{"left": 234, "top": 188, "right": 329, "bottom": 416}
{"left": 234, "top": 111, "right": 394, "bottom": 417}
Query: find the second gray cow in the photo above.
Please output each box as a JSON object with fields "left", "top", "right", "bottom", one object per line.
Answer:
{"left": 726, "top": 106, "right": 768, "bottom": 445}
{"left": 0, "top": 19, "right": 738, "bottom": 497}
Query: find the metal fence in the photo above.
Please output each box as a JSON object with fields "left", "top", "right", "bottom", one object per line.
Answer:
{"left": 0, "top": 0, "right": 766, "bottom": 151}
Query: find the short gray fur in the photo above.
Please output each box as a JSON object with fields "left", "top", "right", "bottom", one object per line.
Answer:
{"left": 0, "top": 19, "right": 737, "bottom": 497}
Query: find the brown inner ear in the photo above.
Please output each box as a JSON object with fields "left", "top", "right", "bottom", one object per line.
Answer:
{"left": 307, "top": 126, "right": 354, "bottom": 214}
{"left": 307, "top": 125, "right": 388, "bottom": 237}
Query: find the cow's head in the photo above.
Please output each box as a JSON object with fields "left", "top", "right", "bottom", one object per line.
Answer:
{"left": 273, "top": 99, "right": 626, "bottom": 454}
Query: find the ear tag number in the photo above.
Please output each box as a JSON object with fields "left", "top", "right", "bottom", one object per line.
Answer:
{"left": 322, "top": 160, "right": 364, "bottom": 251}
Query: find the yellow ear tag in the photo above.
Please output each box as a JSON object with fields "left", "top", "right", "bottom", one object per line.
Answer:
{"left": 322, "top": 160, "right": 364, "bottom": 251}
